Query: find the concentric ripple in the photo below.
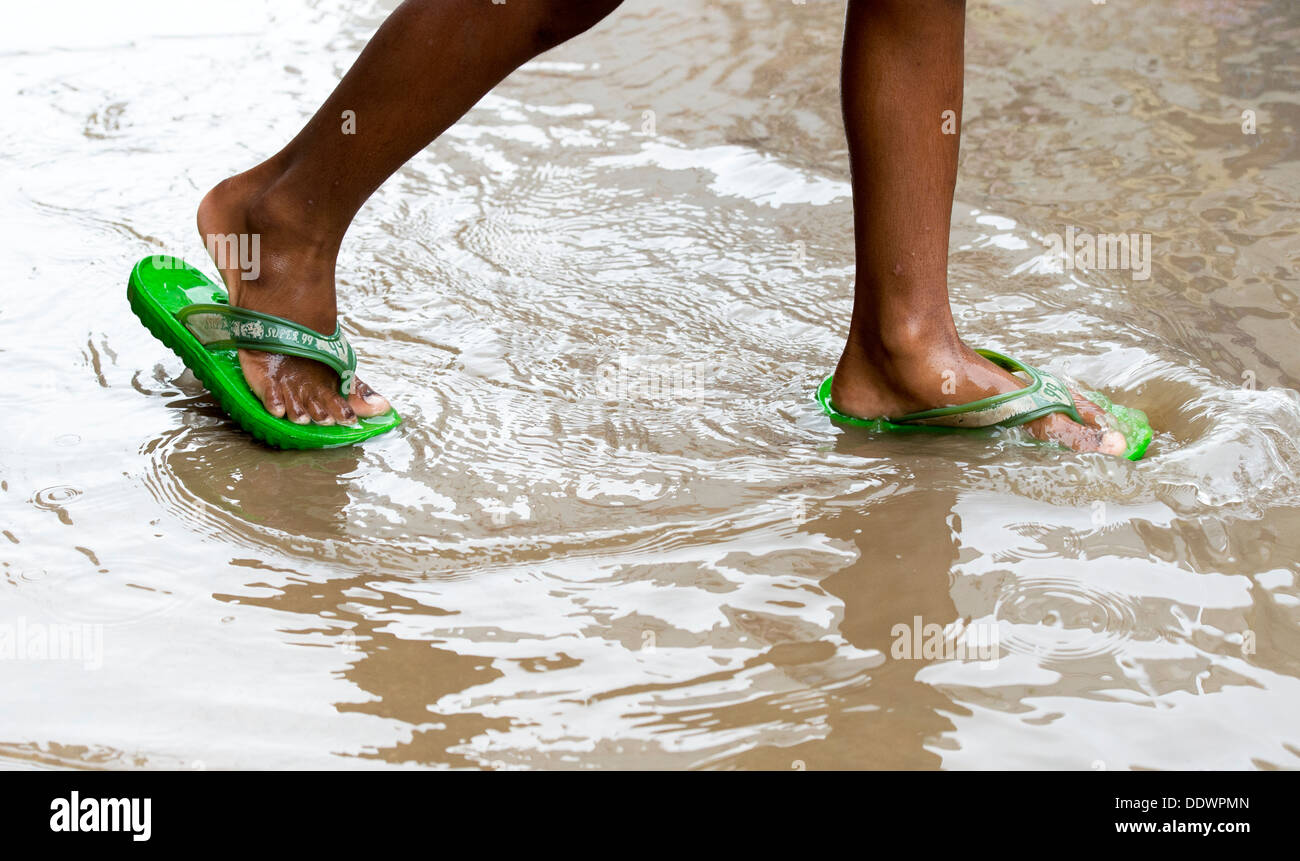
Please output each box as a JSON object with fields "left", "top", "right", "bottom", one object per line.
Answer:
{"left": 994, "top": 577, "right": 1142, "bottom": 662}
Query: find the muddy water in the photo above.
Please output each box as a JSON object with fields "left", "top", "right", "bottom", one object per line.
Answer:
{"left": 2, "top": 0, "right": 1298, "bottom": 769}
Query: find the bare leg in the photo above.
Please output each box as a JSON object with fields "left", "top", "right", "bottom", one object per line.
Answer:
{"left": 830, "top": 0, "right": 1124, "bottom": 455}
{"left": 198, "top": 0, "right": 623, "bottom": 424}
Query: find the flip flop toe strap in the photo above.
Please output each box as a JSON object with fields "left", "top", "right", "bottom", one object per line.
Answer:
{"left": 178, "top": 303, "right": 356, "bottom": 397}
{"left": 890, "top": 349, "right": 1084, "bottom": 429}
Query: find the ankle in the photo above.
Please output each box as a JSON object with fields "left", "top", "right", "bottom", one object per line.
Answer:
{"left": 843, "top": 313, "right": 962, "bottom": 370}
{"left": 198, "top": 169, "right": 339, "bottom": 331}
{"left": 244, "top": 179, "right": 340, "bottom": 258}
{"left": 829, "top": 314, "right": 968, "bottom": 415}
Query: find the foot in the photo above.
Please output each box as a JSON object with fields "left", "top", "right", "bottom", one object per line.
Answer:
{"left": 830, "top": 335, "right": 1127, "bottom": 456}
{"left": 196, "top": 172, "right": 390, "bottom": 425}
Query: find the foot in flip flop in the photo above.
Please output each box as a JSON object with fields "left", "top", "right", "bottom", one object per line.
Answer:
{"left": 126, "top": 171, "right": 401, "bottom": 449}
{"left": 195, "top": 172, "right": 392, "bottom": 426}
{"left": 822, "top": 336, "right": 1152, "bottom": 460}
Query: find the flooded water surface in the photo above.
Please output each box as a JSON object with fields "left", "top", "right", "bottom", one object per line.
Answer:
{"left": 2, "top": 0, "right": 1299, "bottom": 769}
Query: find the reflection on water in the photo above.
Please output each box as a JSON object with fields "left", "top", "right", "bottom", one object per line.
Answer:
{"left": 1, "top": 0, "right": 1298, "bottom": 769}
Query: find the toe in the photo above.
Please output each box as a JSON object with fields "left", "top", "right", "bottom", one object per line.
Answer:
{"left": 1028, "top": 413, "right": 1125, "bottom": 456}
{"left": 263, "top": 380, "right": 287, "bottom": 419}
{"left": 348, "top": 377, "right": 390, "bottom": 417}
{"left": 327, "top": 394, "right": 358, "bottom": 426}
{"left": 305, "top": 398, "right": 334, "bottom": 426}
{"left": 1098, "top": 429, "right": 1127, "bottom": 456}
{"left": 1071, "top": 390, "right": 1115, "bottom": 432}
{"left": 283, "top": 388, "right": 311, "bottom": 425}
{"left": 238, "top": 352, "right": 281, "bottom": 415}
{"left": 1070, "top": 389, "right": 1127, "bottom": 455}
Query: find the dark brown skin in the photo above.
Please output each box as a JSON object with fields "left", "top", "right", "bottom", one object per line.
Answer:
{"left": 201, "top": 0, "right": 1124, "bottom": 452}
{"left": 829, "top": 0, "right": 1123, "bottom": 454}
{"left": 198, "top": 0, "right": 625, "bottom": 426}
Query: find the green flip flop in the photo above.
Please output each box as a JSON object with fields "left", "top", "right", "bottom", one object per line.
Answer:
{"left": 816, "top": 349, "right": 1153, "bottom": 460}
{"left": 127, "top": 255, "right": 401, "bottom": 449}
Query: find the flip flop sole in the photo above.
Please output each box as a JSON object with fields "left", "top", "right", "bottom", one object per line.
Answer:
{"left": 815, "top": 373, "right": 1154, "bottom": 461}
{"left": 127, "top": 256, "right": 401, "bottom": 449}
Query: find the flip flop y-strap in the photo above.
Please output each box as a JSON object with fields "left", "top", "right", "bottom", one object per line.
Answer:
{"left": 176, "top": 303, "right": 356, "bottom": 397}
{"left": 887, "top": 349, "right": 1084, "bottom": 429}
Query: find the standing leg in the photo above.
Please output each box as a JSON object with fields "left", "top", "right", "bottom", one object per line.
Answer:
{"left": 831, "top": 0, "right": 1124, "bottom": 454}
{"left": 198, "top": 0, "right": 624, "bottom": 425}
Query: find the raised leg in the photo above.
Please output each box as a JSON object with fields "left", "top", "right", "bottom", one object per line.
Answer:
{"left": 198, "top": 0, "right": 624, "bottom": 424}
